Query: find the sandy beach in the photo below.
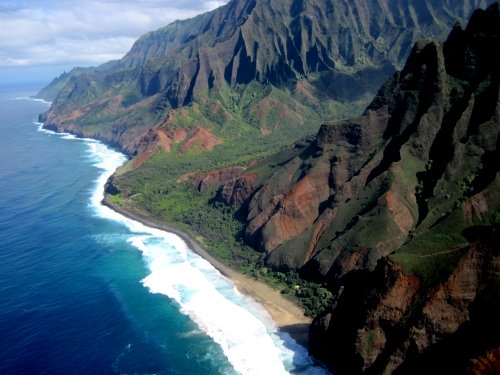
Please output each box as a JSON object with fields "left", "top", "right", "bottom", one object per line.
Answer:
{"left": 102, "top": 198, "right": 311, "bottom": 346}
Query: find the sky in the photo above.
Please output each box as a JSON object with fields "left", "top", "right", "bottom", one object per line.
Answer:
{"left": 0, "top": 0, "right": 228, "bottom": 84}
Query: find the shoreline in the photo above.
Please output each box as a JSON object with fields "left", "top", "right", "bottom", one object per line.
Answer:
{"left": 101, "top": 198, "right": 311, "bottom": 347}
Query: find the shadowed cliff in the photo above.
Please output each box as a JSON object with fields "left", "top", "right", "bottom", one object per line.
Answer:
{"left": 213, "top": 3, "right": 499, "bottom": 373}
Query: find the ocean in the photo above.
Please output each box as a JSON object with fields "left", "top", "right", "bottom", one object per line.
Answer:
{"left": 0, "top": 83, "right": 328, "bottom": 375}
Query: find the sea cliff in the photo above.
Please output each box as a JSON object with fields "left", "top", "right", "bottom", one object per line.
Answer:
{"left": 37, "top": 1, "right": 500, "bottom": 373}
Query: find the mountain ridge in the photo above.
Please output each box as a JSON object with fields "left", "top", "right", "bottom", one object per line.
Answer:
{"left": 39, "top": 0, "right": 495, "bottom": 161}
{"left": 207, "top": 3, "right": 499, "bottom": 373}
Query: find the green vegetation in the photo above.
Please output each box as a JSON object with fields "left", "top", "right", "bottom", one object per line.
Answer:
{"left": 110, "top": 161, "right": 334, "bottom": 317}
{"left": 245, "top": 266, "right": 334, "bottom": 317}
{"left": 108, "top": 193, "right": 125, "bottom": 206}
{"left": 108, "top": 179, "right": 333, "bottom": 316}
{"left": 391, "top": 246, "right": 469, "bottom": 291}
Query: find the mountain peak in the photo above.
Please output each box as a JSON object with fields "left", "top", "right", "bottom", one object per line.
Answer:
{"left": 38, "top": 0, "right": 497, "bottom": 160}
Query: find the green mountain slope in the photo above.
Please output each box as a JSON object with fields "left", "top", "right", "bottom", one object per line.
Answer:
{"left": 39, "top": 0, "right": 494, "bottom": 159}
{"left": 224, "top": 4, "right": 500, "bottom": 281}
{"left": 209, "top": 3, "right": 498, "bottom": 373}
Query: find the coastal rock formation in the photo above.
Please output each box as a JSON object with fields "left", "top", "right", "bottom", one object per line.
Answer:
{"left": 309, "top": 230, "right": 500, "bottom": 374}
{"left": 216, "top": 3, "right": 500, "bottom": 372}
{"left": 190, "top": 166, "right": 246, "bottom": 192}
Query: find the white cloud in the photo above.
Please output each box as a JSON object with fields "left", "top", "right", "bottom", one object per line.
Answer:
{"left": 0, "top": 0, "right": 229, "bottom": 68}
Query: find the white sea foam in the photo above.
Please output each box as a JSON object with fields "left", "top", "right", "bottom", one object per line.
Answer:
{"left": 16, "top": 96, "right": 52, "bottom": 105}
{"left": 35, "top": 122, "right": 100, "bottom": 145}
{"left": 138, "top": 234, "right": 292, "bottom": 375}
{"left": 40, "top": 126, "right": 328, "bottom": 374}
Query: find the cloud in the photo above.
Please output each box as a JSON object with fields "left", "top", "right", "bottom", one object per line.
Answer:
{"left": 0, "top": 0, "right": 229, "bottom": 68}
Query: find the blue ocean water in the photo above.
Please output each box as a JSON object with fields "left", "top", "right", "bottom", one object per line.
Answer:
{"left": 0, "top": 84, "right": 328, "bottom": 375}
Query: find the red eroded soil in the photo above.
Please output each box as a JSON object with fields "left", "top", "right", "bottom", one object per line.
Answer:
{"left": 180, "top": 127, "right": 223, "bottom": 152}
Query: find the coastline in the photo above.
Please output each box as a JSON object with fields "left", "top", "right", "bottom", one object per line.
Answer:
{"left": 101, "top": 198, "right": 311, "bottom": 347}
{"left": 37, "top": 117, "right": 312, "bottom": 346}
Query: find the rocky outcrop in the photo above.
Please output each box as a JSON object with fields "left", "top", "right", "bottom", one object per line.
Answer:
{"left": 468, "top": 348, "right": 500, "bottom": 374}
{"left": 180, "top": 127, "right": 222, "bottom": 153}
{"left": 132, "top": 125, "right": 222, "bottom": 167}
{"left": 190, "top": 167, "right": 246, "bottom": 192}
{"left": 310, "top": 229, "right": 500, "bottom": 374}
{"left": 218, "top": 172, "right": 258, "bottom": 205}
{"left": 309, "top": 258, "right": 421, "bottom": 374}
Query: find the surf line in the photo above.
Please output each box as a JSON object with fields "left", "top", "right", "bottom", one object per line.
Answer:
{"left": 89, "top": 141, "right": 296, "bottom": 375}
{"left": 36, "top": 121, "right": 326, "bottom": 375}
{"left": 37, "top": 124, "right": 297, "bottom": 374}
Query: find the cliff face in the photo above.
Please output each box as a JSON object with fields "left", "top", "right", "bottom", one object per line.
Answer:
{"left": 221, "top": 2, "right": 499, "bottom": 276}
{"left": 309, "top": 230, "right": 500, "bottom": 374}
{"left": 39, "top": 0, "right": 495, "bottom": 158}
{"left": 118, "top": 0, "right": 493, "bottom": 99}
{"left": 215, "top": 3, "right": 500, "bottom": 372}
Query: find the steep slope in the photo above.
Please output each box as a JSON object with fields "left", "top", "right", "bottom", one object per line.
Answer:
{"left": 220, "top": 2, "right": 499, "bottom": 277}
{"left": 310, "top": 230, "right": 500, "bottom": 374}
{"left": 35, "top": 61, "right": 119, "bottom": 102}
{"left": 39, "top": 0, "right": 495, "bottom": 159}
{"left": 212, "top": 3, "right": 500, "bottom": 373}
{"left": 36, "top": 67, "right": 90, "bottom": 102}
